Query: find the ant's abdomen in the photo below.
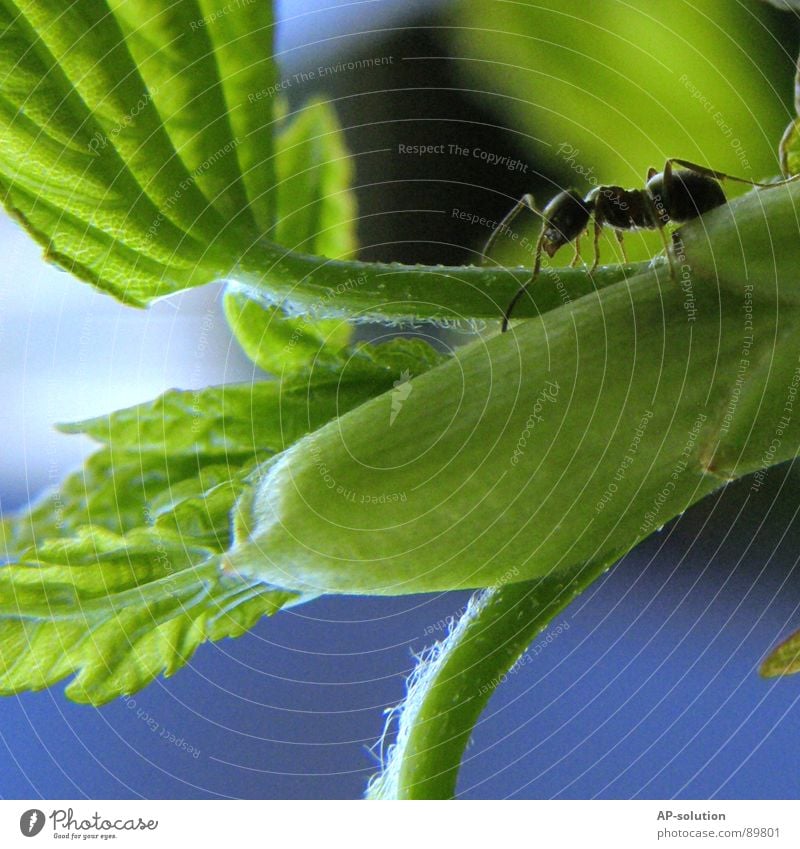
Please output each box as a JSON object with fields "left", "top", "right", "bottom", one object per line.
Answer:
{"left": 647, "top": 170, "right": 726, "bottom": 223}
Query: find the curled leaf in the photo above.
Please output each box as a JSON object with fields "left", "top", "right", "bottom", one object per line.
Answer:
{"left": 227, "top": 181, "right": 800, "bottom": 596}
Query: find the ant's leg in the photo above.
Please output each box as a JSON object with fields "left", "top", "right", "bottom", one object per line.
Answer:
{"left": 656, "top": 225, "right": 677, "bottom": 281}
{"left": 501, "top": 233, "right": 544, "bottom": 333}
{"left": 481, "top": 193, "right": 539, "bottom": 266}
{"left": 614, "top": 229, "right": 628, "bottom": 263}
{"left": 664, "top": 158, "right": 800, "bottom": 189}
{"left": 644, "top": 193, "right": 677, "bottom": 279}
{"left": 589, "top": 218, "right": 603, "bottom": 272}
{"left": 570, "top": 233, "right": 582, "bottom": 267}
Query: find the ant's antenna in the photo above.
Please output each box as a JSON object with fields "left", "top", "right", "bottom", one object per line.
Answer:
{"left": 479, "top": 193, "right": 547, "bottom": 333}
{"left": 501, "top": 235, "right": 544, "bottom": 332}
{"left": 480, "top": 193, "right": 541, "bottom": 265}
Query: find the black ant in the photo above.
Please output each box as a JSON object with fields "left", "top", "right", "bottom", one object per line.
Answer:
{"left": 485, "top": 158, "right": 796, "bottom": 332}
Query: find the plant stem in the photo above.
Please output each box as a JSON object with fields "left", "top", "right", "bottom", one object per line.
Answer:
{"left": 366, "top": 557, "right": 614, "bottom": 799}
{"left": 231, "top": 240, "right": 646, "bottom": 323}
{"left": 229, "top": 179, "right": 800, "bottom": 324}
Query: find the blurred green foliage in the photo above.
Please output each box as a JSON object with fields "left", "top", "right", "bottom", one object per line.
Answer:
{"left": 452, "top": 0, "right": 796, "bottom": 263}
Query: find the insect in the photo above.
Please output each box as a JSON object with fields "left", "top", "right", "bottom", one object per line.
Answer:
{"left": 486, "top": 159, "right": 797, "bottom": 332}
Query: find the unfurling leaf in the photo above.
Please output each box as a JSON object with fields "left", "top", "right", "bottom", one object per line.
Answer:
{"left": 227, "top": 182, "right": 800, "bottom": 597}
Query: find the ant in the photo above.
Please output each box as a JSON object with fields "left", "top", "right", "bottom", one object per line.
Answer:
{"left": 485, "top": 158, "right": 797, "bottom": 332}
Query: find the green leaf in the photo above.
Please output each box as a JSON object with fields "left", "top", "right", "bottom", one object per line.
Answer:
{"left": 762, "top": 627, "right": 800, "bottom": 677}
{"left": 0, "top": 391, "right": 291, "bottom": 706}
{"left": 60, "top": 382, "right": 316, "bottom": 459}
{"left": 0, "top": 529, "right": 296, "bottom": 704}
{"left": 780, "top": 118, "right": 800, "bottom": 176}
{"left": 273, "top": 98, "right": 358, "bottom": 260}
{"left": 105, "top": 0, "right": 273, "bottom": 233}
{"left": 60, "top": 349, "right": 447, "bottom": 459}
{"left": 4, "top": 450, "right": 218, "bottom": 548}
{"left": 223, "top": 289, "right": 352, "bottom": 375}
{"left": 235, "top": 238, "right": 640, "bottom": 324}
{"left": 0, "top": 0, "right": 636, "bottom": 319}
{"left": 10, "top": 333, "right": 447, "bottom": 555}
{"left": 0, "top": 0, "right": 642, "bottom": 319}
{"left": 12, "top": 387, "right": 315, "bottom": 549}
{"left": 780, "top": 52, "right": 800, "bottom": 176}
{"left": 0, "top": 381, "right": 318, "bottom": 704}
{"left": 189, "top": 0, "right": 280, "bottom": 232}
{"left": 0, "top": 0, "right": 276, "bottom": 304}
{"left": 223, "top": 96, "right": 358, "bottom": 373}
{"left": 14, "top": 382, "right": 303, "bottom": 551}
{"left": 152, "top": 473, "right": 247, "bottom": 550}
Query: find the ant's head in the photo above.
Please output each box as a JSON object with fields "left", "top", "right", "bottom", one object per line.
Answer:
{"left": 540, "top": 189, "right": 592, "bottom": 256}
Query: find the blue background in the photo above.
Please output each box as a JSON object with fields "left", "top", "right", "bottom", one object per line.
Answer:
{"left": 3, "top": 469, "right": 799, "bottom": 799}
